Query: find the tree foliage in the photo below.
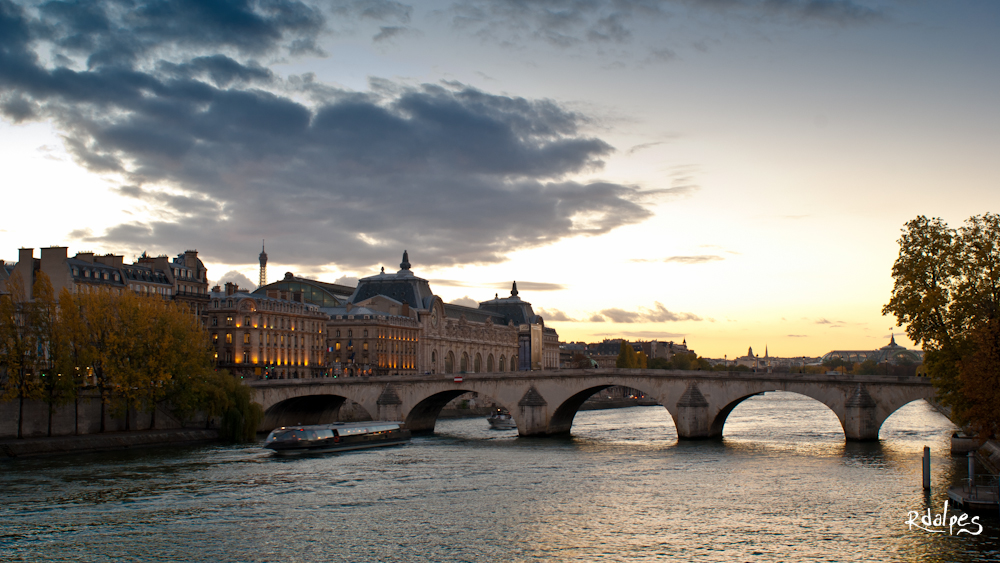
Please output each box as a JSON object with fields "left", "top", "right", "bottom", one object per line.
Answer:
{"left": 616, "top": 341, "right": 638, "bottom": 368}
{"left": 1, "top": 283, "right": 259, "bottom": 441}
{"left": 0, "top": 272, "right": 47, "bottom": 438}
{"left": 884, "top": 213, "right": 1000, "bottom": 435}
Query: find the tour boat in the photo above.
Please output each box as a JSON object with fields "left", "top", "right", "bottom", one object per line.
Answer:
{"left": 487, "top": 408, "right": 517, "bottom": 430}
{"left": 263, "top": 421, "right": 411, "bottom": 456}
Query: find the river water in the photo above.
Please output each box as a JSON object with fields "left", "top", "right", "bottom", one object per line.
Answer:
{"left": 2, "top": 392, "right": 998, "bottom": 562}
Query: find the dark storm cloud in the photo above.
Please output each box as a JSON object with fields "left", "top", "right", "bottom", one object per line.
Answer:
{"left": 158, "top": 55, "right": 275, "bottom": 87}
{"left": 448, "top": 0, "right": 661, "bottom": 48}
{"left": 329, "top": 0, "right": 411, "bottom": 23}
{"left": 0, "top": 0, "right": 653, "bottom": 270}
{"left": 446, "top": 0, "right": 883, "bottom": 50}
{"left": 33, "top": 0, "right": 325, "bottom": 65}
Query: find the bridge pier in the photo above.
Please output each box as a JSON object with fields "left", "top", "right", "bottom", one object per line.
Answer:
{"left": 517, "top": 386, "right": 552, "bottom": 436}
{"left": 376, "top": 384, "right": 403, "bottom": 422}
{"left": 674, "top": 383, "right": 718, "bottom": 440}
{"left": 842, "top": 384, "right": 880, "bottom": 441}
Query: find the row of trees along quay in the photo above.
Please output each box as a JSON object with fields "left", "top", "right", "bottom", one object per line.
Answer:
{"left": 0, "top": 271, "right": 261, "bottom": 441}
{"left": 884, "top": 213, "right": 1000, "bottom": 440}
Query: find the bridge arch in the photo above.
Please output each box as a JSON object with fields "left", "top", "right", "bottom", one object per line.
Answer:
{"left": 547, "top": 384, "right": 665, "bottom": 436}
{"left": 877, "top": 397, "right": 950, "bottom": 439}
{"left": 709, "top": 390, "right": 844, "bottom": 439}
{"left": 404, "top": 389, "right": 516, "bottom": 434}
{"left": 262, "top": 394, "right": 373, "bottom": 429}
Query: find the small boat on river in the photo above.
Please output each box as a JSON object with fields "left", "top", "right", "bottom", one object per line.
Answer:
{"left": 487, "top": 408, "right": 517, "bottom": 430}
{"left": 263, "top": 421, "right": 411, "bottom": 456}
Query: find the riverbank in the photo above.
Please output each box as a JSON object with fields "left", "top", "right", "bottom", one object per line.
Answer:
{"left": 0, "top": 428, "right": 219, "bottom": 459}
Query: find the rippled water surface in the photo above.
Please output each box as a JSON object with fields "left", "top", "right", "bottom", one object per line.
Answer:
{"left": 2, "top": 393, "right": 999, "bottom": 562}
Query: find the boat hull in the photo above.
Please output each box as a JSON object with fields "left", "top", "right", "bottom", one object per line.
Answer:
{"left": 263, "top": 422, "right": 411, "bottom": 456}
{"left": 488, "top": 418, "right": 517, "bottom": 430}
{"left": 267, "top": 436, "right": 410, "bottom": 456}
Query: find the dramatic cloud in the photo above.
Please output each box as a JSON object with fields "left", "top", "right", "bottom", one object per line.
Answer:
{"left": 0, "top": 0, "right": 657, "bottom": 270}
{"left": 446, "top": 0, "right": 883, "bottom": 52}
{"left": 431, "top": 279, "right": 566, "bottom": 292}
{"left": 590, "top": 302, "right": 701, "bottom": 323}
{"left": 600, "top": 330, "right": 686, "bottom": 339}
{"left": 535, "top": 307, "right": 576, "bottom": 321}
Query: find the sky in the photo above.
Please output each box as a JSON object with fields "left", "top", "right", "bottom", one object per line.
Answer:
{"left": 1, "top": 0, "right": 998, "bottom": 359}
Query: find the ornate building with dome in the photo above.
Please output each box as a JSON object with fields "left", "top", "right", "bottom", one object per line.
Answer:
{"left": 252, "top": 251, "right": 559, "bottom": 377}
{"left": 821, "top": 334, "right": 923, "bottom": 365}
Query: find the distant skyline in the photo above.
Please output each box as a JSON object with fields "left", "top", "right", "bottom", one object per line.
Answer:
{"left": 2, "top": 0, "right": 997, "bottom": 358}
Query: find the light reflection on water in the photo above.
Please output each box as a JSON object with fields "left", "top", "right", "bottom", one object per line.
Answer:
{"left": 1, "top": 392, "right": 998, "bottom": 562}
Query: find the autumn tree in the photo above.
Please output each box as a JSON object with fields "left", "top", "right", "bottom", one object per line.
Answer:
{"left": 0, "top": 272, "right": 45, "bottom": 438}
{"left": 54, "top": 288, "right": 94, "bottom": 434}
{"left": 884, "top": 213, "right": 1000, "bottom": 432}
{"left": 958, "top": 318, "right": 1000, "bottom": 438}
{"left": 636, "top": 351, "right": 649, "bottom": 369}
{"left": 616, "top": 341, "right": 637, "bottom": 368}
{"left": 31, "top": 273, "right": 78, "bottom": 437}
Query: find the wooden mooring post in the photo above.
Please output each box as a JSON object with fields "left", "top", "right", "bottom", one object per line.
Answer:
{"left": 922, "top": 446, "right": 931, "bottom": 490}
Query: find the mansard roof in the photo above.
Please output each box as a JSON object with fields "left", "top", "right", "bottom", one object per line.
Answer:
{"left": 254, "top": 273, "right": 353, "bottom": 308}
{"left": 350, "top": 251, "right": 434, "bottom": 310}
{"left": 443, "top": 303, "right": 507, "bottom": 324}
{"left": 477, "top": 281, "right": 539, "bottom": 325}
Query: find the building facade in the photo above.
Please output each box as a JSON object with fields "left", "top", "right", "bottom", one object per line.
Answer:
{"left": 206, "top": 282, "right": 329, "bottom": 379}
{"left": 822, "top": 335, "right": 923, "bottom": 365}
{"left": 252, "top": 252, "right": 559, "bottom": 377}
{"left": 3, "top": 247, "right": 209, "bottom": 320}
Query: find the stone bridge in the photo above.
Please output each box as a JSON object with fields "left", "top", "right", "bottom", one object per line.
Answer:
{"left": 248, "top": 369, "right": 937, "bottom": 441}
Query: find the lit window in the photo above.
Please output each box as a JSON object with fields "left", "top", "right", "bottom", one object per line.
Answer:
{"left": 226, "top": 333, "right": 232, "bottom": 344}
{"left": 243, "top": 333, "right": 250, "bottom": 344}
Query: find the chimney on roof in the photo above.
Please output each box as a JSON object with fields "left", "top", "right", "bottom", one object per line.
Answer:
{"left": 95, "top": 254, "right": 124, "bottom": 268}
{"left": 225, "top": 282, "right": 236, "bottom": 296}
